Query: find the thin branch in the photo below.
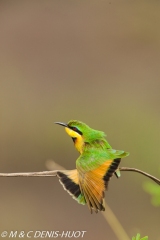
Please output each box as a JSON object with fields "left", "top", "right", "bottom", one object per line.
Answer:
{"left": 119, "top": 167, "right": 160, "bottom": 185}
{"left": 0, "top": 167, "right": 159, "bottom": 186}
{"left": 0, "top": 170, "right": 58, "bottom": 177}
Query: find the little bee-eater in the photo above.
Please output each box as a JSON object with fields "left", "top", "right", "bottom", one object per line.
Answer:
{"left": 55, "top": 120, "right": 129, "bottom": 213}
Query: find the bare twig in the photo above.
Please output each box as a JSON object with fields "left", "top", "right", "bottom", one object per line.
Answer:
{"left": 0, "top": 170, "right": 57, "bottom": 177}
{"left": 119, "top": 167, "right": 160, "bottom": 185}
{"left": 0, "top": 167, "right": 159, "bottom": 186}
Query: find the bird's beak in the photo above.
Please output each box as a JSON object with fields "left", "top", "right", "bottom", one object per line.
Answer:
{"left": 54, "top": 122, "right": 68, "bottom": 127}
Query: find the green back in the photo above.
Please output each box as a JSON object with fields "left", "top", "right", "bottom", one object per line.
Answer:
{"left": 76, "top": 147, "right": 129, "bottom": 171}
{"left": 67, "top": 120, "right": 129, "bottom": 171}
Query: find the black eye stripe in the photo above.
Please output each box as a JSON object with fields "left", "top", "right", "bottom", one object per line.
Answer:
{"left": 69, "top": 126, "right": 82, "bottom": 135}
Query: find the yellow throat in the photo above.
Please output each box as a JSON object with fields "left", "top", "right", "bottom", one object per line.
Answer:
{"left": 65, "top": 127, "right": 84, "bottom": 154}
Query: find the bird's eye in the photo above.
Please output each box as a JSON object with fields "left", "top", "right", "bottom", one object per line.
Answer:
{"left": 69, "top": 126, "right": 82, "bottom": 135}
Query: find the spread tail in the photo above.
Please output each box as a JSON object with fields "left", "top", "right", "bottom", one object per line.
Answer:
{"left": 57, "top": 170, "right": 86, "bottom": 205}
{"left": 57, "top": 158, "right": 121, "bottom": 213}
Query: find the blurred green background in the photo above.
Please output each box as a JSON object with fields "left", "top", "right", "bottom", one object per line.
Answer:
{"left": 0, "top": 0, "right": 160, "bottom": 239}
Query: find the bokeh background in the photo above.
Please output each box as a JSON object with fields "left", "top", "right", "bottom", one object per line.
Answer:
{"left": 0, "top": 0, "right": 160, "bottom": 239}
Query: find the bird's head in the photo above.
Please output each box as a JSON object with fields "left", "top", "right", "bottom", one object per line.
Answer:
{"left": 55, "top": 120, "right": 106, "bottom": 153}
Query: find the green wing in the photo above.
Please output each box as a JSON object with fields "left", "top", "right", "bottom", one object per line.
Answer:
{"left": 106, "top": 149, "right": 129, "bottom": 158}
{"left": 77, "top": 148, "right": 129, "bottom": 171}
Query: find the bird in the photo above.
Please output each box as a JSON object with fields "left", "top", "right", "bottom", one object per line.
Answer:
{"left": 55, "top": 120, "right": 129, "bottom": 213}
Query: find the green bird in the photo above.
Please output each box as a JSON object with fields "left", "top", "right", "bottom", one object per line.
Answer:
{"left": 55, "top": 120, "right": 129, "bottom": 213}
